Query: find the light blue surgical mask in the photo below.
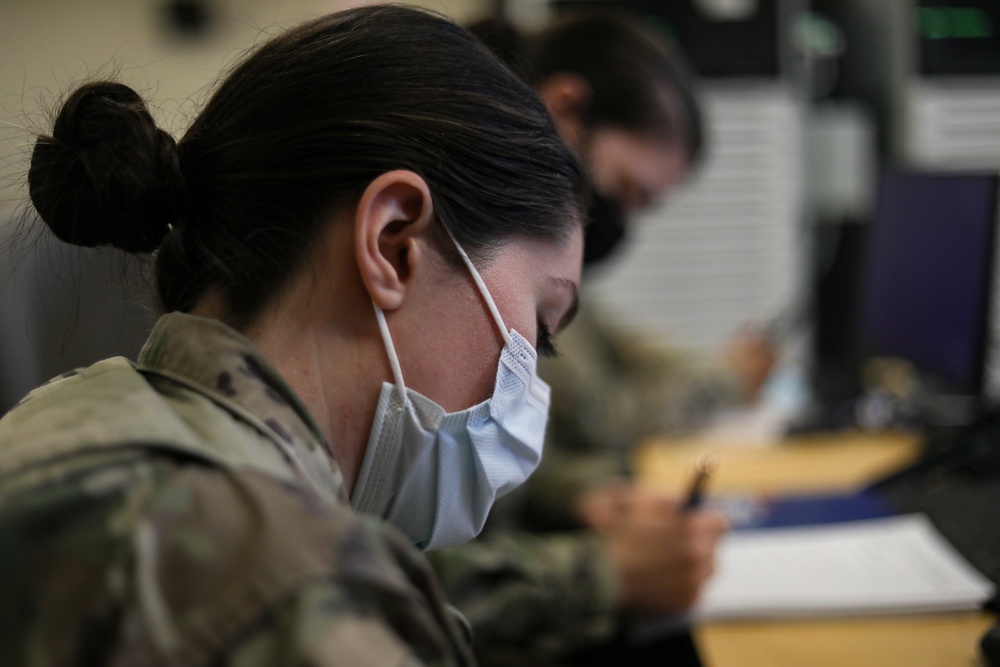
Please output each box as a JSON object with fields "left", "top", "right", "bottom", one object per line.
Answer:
{"left": 350, "top": 234, "right": 550, "bottom": 550}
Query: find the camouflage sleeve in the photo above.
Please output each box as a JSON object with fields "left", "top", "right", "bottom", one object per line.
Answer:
{"left": 0, "top": 453, "right": 473, "bottom": 667}
{"left": 426, "top": 529, "right": 619, "bottom": 666}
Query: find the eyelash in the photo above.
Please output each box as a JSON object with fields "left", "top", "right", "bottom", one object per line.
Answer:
{"left": 537, "top": 323, "right": 559, "bottom": 358}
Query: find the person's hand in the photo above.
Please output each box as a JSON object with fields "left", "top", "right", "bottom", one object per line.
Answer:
{"left": 574, "top": 481, "right": 634, "bottom": 531}
{"left": 599, "top": 490, "right": 727, "bottom": 615}
{"left": 725, "top": 326, "right": 776, "bottom": 403}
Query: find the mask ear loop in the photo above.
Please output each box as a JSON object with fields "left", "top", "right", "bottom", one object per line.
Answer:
{"left": 373, "top": 304, "right": 408, "bottom": 400}
{"left": 372, "top": 227, "right": 514, "bottom": 402}
{"left": 444, "top": 228, "right": 514, "bottom": 348}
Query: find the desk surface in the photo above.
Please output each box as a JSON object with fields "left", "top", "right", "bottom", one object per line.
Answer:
{"left": 634, "top": 431, "right": 995, "bottom": 667}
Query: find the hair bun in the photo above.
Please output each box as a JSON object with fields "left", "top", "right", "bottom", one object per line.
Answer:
{"left": 28, "top": 81, "right": 185, "bottom": 253}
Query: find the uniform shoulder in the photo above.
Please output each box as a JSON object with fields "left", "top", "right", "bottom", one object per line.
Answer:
{"left": 0, "top": 455, "right": 473, "bottom": 666}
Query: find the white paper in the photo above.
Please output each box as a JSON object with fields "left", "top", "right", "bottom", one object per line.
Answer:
{"left": 695, "top": 514, "right": 996, "bottom": 620}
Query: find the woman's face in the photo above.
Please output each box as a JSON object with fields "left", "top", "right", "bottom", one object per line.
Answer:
{"left": 585, "top": 128, "right": 690, "bottom": 215}
{"left": 390, "top": 225, "right": 584, "bottom": 413}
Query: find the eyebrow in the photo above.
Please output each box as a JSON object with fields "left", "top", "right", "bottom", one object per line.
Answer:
{"left": 551, "top": 277, "right": 580, "bottom": 333}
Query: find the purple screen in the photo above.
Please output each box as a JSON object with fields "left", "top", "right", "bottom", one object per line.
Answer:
{"left": 860, "top": 172, "right": 999, "bottom": 393}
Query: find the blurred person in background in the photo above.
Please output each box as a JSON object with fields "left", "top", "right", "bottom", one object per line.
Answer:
{"left": 428, "top": 13, "right": 775, "bottom": 666}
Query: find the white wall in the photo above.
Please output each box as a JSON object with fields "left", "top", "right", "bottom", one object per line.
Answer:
{"left": 0, "top": 0, "right": 492, "bottom": 211}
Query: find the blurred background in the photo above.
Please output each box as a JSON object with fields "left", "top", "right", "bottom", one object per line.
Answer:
{"left": 2, "top": 0, "right": 1000, "bottom": 430}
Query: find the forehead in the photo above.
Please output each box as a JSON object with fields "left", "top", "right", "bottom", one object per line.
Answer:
{"left": 512, "top": 225, "right": 583, "bottom": 277}
{"left": 482, "top": 226, "right": 583, "bottom": 293}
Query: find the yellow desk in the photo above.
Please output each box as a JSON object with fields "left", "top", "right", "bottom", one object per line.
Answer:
{"left": 634, "top": 432, "right": 995, "bottom": 667}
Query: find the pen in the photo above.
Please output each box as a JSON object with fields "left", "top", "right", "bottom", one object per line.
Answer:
{"left": 682, "top": 452, "right": 718, "bottom": 511}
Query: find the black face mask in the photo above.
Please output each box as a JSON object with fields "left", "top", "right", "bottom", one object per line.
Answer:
{"left": 583, "top": 192, "right": 628, "bottom": 267}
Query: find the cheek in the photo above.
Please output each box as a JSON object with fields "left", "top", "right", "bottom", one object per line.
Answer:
{"left": 491, "top": 296, "right": 536, "bottom": 347}
{"left": 392, "top": 279, "right": 503, "bottom": 411}
{"left": 588, "top": 131, "right": 642, "bottom": 188}
{"left": 588, "top": 141, "right": 627, "bottom": 196}
{"left": 593, "top": 149, "right": 649, "bottom": 212}
{"left": 513, "top": 315, "right": 539, "bottom": 349}
{"left": 482, "top": 274, "right": 540, "bottom": 348}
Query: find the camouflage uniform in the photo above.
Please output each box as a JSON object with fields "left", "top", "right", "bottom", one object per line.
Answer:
{"left": 429, "top": 299, "right": 738, "bottom": 666}
{"left": 0, "top": 312, "right": 474, "bottom": 667}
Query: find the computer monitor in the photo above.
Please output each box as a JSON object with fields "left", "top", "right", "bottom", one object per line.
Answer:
{"left": 919, "top": 0, "right": 1000, "bottom": 77}
{"left": 858, "top": 170, "right": 1000, "bottom": 398}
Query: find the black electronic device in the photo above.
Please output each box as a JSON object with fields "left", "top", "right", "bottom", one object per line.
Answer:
{"left": 919, "top": 0, "right": 1000, "bottom": 76}
{"left": 858, "top": 170, "right": 1000, "bottom": 402}
{"left": 983, "top": 620, "right": 1000, "bottom": 667}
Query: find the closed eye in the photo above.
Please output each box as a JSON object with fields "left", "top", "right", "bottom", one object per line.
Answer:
{"left": 537, "top": 323, "right": 559, "bottom": 358}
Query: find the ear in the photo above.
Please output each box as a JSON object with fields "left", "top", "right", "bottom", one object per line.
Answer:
{"left": 537, "top": 72, "right": 592, "bottom": 149}
{"left": 355, "top": 170, "right": 435, "bottom": 312}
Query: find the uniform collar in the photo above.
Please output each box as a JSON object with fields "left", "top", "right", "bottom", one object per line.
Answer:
{"left": 137, "top": 312, "right": 343, "bottom": 498}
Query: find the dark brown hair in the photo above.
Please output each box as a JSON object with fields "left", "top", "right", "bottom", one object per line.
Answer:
{"left": 471, "top": 13, "right": 704, "bottom": 163}
{"left": 28, "top": 6, "right": 587, "bottom": 330}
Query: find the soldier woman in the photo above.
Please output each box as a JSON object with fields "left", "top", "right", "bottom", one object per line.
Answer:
{"left": 0, "top": 6, "right": 585, "bottom": 665}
